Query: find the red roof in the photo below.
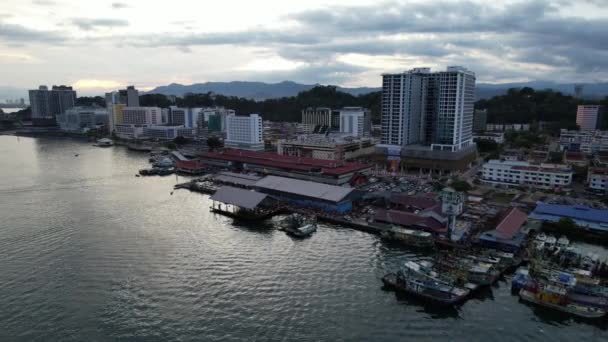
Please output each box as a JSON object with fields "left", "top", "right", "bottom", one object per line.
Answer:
{"left": 391, "top": 194, "right": 439, "bottom": 212}
{"left": 495, "top": 207, "right": 527, "bottom": 239}
{"left": 200, "top": 149, "right": 372, "bottom": 176}
{"left": 374, "top": 208, "right": 446, "bottom": 234}
{"left": 175, "top": 160, "right": 207, "bottom": 170}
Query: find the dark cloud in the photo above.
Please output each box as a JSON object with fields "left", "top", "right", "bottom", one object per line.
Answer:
{"left": 111, "top": 2, "right": 129, "bottom": 9}
{"left": 71, "top": 18, "right": 129, "bottom": 31}
{"left": 0, "top": 20, "right": 65, "bottom": 43}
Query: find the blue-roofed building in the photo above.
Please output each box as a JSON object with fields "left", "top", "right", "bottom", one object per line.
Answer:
{"left": 529, "top": 202, "right": 608, "bottom": 233}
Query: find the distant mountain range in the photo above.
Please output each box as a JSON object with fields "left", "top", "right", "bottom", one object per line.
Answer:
{"left": 146, "top": 81, "right": 379, "bottom": 100}
{"left": 147, "top": 80, "right": 608, "bottom": 100}
{"left": 2, "top": 80, "right": 607, "bottom": 102}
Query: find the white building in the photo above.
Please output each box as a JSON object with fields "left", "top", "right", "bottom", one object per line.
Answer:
{"left": 122, "top": 107, "right": 162, "bottom": 125}
{"left": 473, "top": 132, "right": 505, "bottom": 144}
{"left": 225, "top": 114, "right": 264, "bottom": 151}
{"left": 576, "top": 105, "right": 604, "bottom": 131}
{"left": 381, "top": 66, "right": 476, "bottom": 152}
{"left": 56, "top": 106, "right": 108, "bottom": 132}
{"left": 481, "top": 160, "right": 573, "bottom": 189}
{"left": 559, "top": 129, "right": 608, "bottom": 154}
{"left": 301, "top": 107, "right": 336, "bottom": 133}
{"left": 338, "top": 107, "right": 371, "bottom": 137}
{"left": 587, "top": 167, "right": 608, "bottom": 193}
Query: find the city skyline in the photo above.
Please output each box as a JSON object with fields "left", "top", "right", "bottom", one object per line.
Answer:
{"left": 1, "top": 0, "right": 608, "bottom": 95}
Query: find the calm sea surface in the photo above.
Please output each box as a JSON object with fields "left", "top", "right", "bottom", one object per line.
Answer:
{"left": 0, "top": 136, "right": 606, "bottom": 341}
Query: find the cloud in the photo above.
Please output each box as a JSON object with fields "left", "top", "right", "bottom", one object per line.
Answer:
{"left": 111, "top": 2, "right": 129, "bottom": 9}
{"left": 0, "top": 21, "right": 66, "bottom": 43}
{"left": 32, "top": 0, "right": 56, "bottom": 5}
{"left": 70, "top": 18, "right": 129, "bottom": 31}
{"left": 72, "top": 79, "right": 124, "bottom": 90}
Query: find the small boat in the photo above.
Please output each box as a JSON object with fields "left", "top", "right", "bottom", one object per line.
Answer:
{"left": 382, "top": 261, "right": 470, "bottom": 306}
{"left": 96, "top": 138, "right": 113, "bottom": 147}
{"left": 535, "top": 232, "right": 547, "bottom": 242}
{"left": 519, "top": 289, "right": 606, "bottom": 318}
{"left": 545, "top": 235, "right": 557, "bottom": 249}
{"left": 511, "top": 268, "right": 530, "bottom": 292}
{"left": 153, "top": 157, "right": 174, "bottom": 168}
{"left": 380, "top": 226, "right": 434, "bottom": 248}
{"left": 282, "top": 214, "right": 317, "bottom": 237}
{"left": 556, "top": 236, "right": 570, "bottom": 248}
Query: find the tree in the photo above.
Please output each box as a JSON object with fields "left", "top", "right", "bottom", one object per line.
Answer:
{"left": 556, "top": 217, "right": 576, "bottom": 231}
{"left": 173, "top": 136, "right": 189, "bottom": 145}
{"left": 451, "top": 180, "right": 472, "bottom": 192}
{"left": 207, "top": 136, "right": 222, "bottom": 151}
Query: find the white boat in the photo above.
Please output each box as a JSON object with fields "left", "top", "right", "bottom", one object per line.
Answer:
{"left": 535, "top": 232, "right": 547, "bottom": 242}
{"left": 545, "top": 235, "right": 557, "bottom": 249}
{"left": 96, "top": 138, "right": 113, "bottom": 147}
{"left": 557, "top": 236, "right": 570, "bottom": 248}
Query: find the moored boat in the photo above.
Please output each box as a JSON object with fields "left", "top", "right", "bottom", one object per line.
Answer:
{"left": 96, "top": 138, "right": 113, "bottom": 147}
{"left": 382, "top": 261, "right": 470, "bottom": 306}
{"left": 511, "top": 268, "right": 530, "bottom": 292}
{"left": 282, "top": 214, "right": 317, "bottom": 238}
{"left": 380, "top": 226, "right": 434, "bottom": 248}
{"left": 519, "top": 289, "right": 606, "bottom": 318}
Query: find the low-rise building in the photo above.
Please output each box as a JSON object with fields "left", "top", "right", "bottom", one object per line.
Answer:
{"left": 473, "top": 132, "right": 505, "bottom": 144}
{"left": 563, "top": 151, "right": 588, "bottom": 167}
{"left": 530, "top": 202, "right": 608, "bottom": 234}
{"left": 277, "top": 134, "right": 376, "bottom": 161}
{"left": 481, "top": 159, "right": 573, "bottom": 189}
{"left": 56, "top": 106, "right": 108, "bottom": 132}
{"left": 587, "top": 167, "right": 608, "bottom": 193}
{"left": 142, "top": 126, "right": 196, "bottom": 140}
{"left": 477, "top": 207, "right": 528, "bottom": 252}
{"left": 559, "top": 129, "right": 608, "bottom": 154}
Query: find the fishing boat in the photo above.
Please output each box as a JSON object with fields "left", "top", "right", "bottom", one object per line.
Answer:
{"left": 282, "top": 214, "right": 317, "bottom": 238}
{"left": 511, "top": 268, "right": 530, "bottom": 292}
{"left": 535, "top": 232, "right": 547, "bottom": 242}
{"left": 435, "top": 255, "right": 500, "bottom": 286}
{"left": 380, "top": 226, "right": 434, "bottom": 248}
{"left": 519, "top": 286, "right": 606, "bottom": 318}
{"left": 96, "top": 138, "right": 113, "bottom": 147}
{"left": 382, "top": 261, "right": 470, "bottom": 306}
{"left": 545, "top": 235, "right": 557, "bottom": 250}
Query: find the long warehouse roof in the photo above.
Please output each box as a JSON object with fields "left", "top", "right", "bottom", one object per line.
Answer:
{"left": 254, "top": 175, "right": 353, "bottom": 202}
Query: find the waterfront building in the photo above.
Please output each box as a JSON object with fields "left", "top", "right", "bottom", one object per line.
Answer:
{"left": 529, "top": 203, "right": 608, "bottom": 234}
{"left": 169, "top": 106, "right": 204, "bottom": 128}
{"left": 373, "top": 194, "right": 448, "bottom": 235}
{"left": 301, "top": 107, "right": 337, "bottom": 133}
{"left": 122, "top": 107, "right": 162, "bottom": 125}
{"left": 253, "top": 175, "right": 354, "bottom": 213}
{"left": 106, "top": 86, "right": 140, "bottom": 133}
{"left": 481, "top": 160, "right": 573, "bottom": 189}
{"left": 473, "top": 109, "right": 487, "bottom": 132}
{"left": 587, "top": 167, "right": 608, "bottom": 193}
{"left": 477, "top": 207, "right": 528, "bottom": 252}
{"left": 473, "top": 132, "right": 505, "bottom": 144}
{"left": 559, "top": 129, "right": 608, "bottom": 154}
{"left": 225, "top": 114, "right": 264, "bottom": 151}
{"left": 113, "top": 107, "right": 164, "bottom": 140}
{"left": 576, "top": 105, "right": 604, "bottom": 131}
{"left": 337, "top": 107, "right": 371, "bottom": 137}
{"left": 199, "top": 149, "right": 373, "bottom": 185}
{"left": 277, "top": 134, "right": 376, "bottom": 161}
{"left": 142, "top": 126, "right": 196, "bottom": 140}
{"left": 55, "top": 106, "right": 108, "bottom": 132}
{"left": 28, "top": 85, "right": 77, "bottom": 126}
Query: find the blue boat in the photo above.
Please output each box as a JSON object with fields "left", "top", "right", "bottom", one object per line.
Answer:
{"left": 511, "top": 268, "right": 530, "bottom": 292}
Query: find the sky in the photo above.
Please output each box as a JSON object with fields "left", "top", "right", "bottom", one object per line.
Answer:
{"left": 1, "top": 0, "right": 607, "bottom": 96}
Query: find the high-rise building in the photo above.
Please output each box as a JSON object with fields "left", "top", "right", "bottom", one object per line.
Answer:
{"left": 381, "top": 66, "right": 476, "bottom": 153}
{"left": 576, "top": 105, "right": 604, "bottom": 131}
{"left": 105, "top": 86, "right": 140, "bottom": 133}
{"left": 301, "top": 107, "right": 337, "bottom": 133}
{"left": 338, "top": 107, "right": 371, "bottom": 137}
{"left": 28, "top": 85, "right": 76, "bottom": 126}
{"left": 169, "top": 106, "right": 204, "bottom": 128}
{"left": 225, "top": 114, "right": 264, "bottom": 151}
{"left": 473, "top": 109, "right": 487, "bottom": 132}
{"left": 121, "top": 107, "right": 162, "bottom": 125}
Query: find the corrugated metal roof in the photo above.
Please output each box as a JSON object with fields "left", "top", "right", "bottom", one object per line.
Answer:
{"left": 212, "top": 172, "right": 263, "bottom": 187}
{"left": 210, "top": 187, "right": 268, "bottom": 209}
{"left": 254, "top": 175, "right": 353, "bottom": 202}
{"left": 531, "top": 202, "right": 608, "bottom": 224}
{"left": 495, "top": 207, "right": 528, "bottom": 239}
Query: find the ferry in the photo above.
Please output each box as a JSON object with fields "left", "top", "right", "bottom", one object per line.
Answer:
{"left": 96, "top": 138, "right": 113, "bottom": 147}
{"left": 380, "top": 226, "right": 434, "bottom": 248}
{"left": 382, "top": 261, "right": 470, "bottom": 306}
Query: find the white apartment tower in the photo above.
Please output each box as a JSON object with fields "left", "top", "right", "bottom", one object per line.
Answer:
{"left": 225, "top": 114, "right": 264, "bottom": 151}
{"left": 381, "top": 66, "right": 476, "bottom": 152}
{"left": 338, "top": 107, "right": 371, "bottom": 137}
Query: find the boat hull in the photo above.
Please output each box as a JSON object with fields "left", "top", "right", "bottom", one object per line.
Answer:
{"left": 382, "top": 273, "right": 469, "bottom": 307}
{"left": 519, "top": 290, "right": 606, "bottom": 318}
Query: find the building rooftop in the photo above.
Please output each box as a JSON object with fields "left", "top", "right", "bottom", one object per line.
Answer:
{"left": 254, "top": 175, "right": 353, "bottom": 202}
{"left": 374, "top": 208, "right": 446, "bottom": 234}
{"left": 531, "top": 202, "right": 608, "bottom": 225}
{"left": 201, "top": 149, "right": 372, "bottom": 176}
{"left": 495, "top": 207, "right": 528, "bottom": 239}
{"left": 209, "top": 187, "right": 269, "bottom": 209}
{"left": 212, "top": 172, "right": 263, "bottom": 187}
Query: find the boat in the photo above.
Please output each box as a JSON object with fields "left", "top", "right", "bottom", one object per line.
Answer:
{"left": 153, "top": 157, "right": 174, "bottom": 168}
{"left": 556, "top": 236, "right": 570, "bottom": 248}
{"left": 96, "top": 138, "right": 113, "bottom": 147}
{"left": 282, "top": 214, "right": 317, "bottom": 237}
{"left": 545, "top": 235, "right": 557, "bottom": 249}
{"left": 511, "top": 268, "right": 530, "bottom": 292}
{"left": 519, "top": 288, "right": 606, "bottom": 318}
{"left": 435, "top": 255, "right": 500, "bottom": 286}
{"left": 535, "top": 232, "right": 547, "bottom": 242}
{"left": 380, "top": 226, "right": 434, "bottom": 248}
{"left": 382, "top": 261, "right": 470, "bottom": 306}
